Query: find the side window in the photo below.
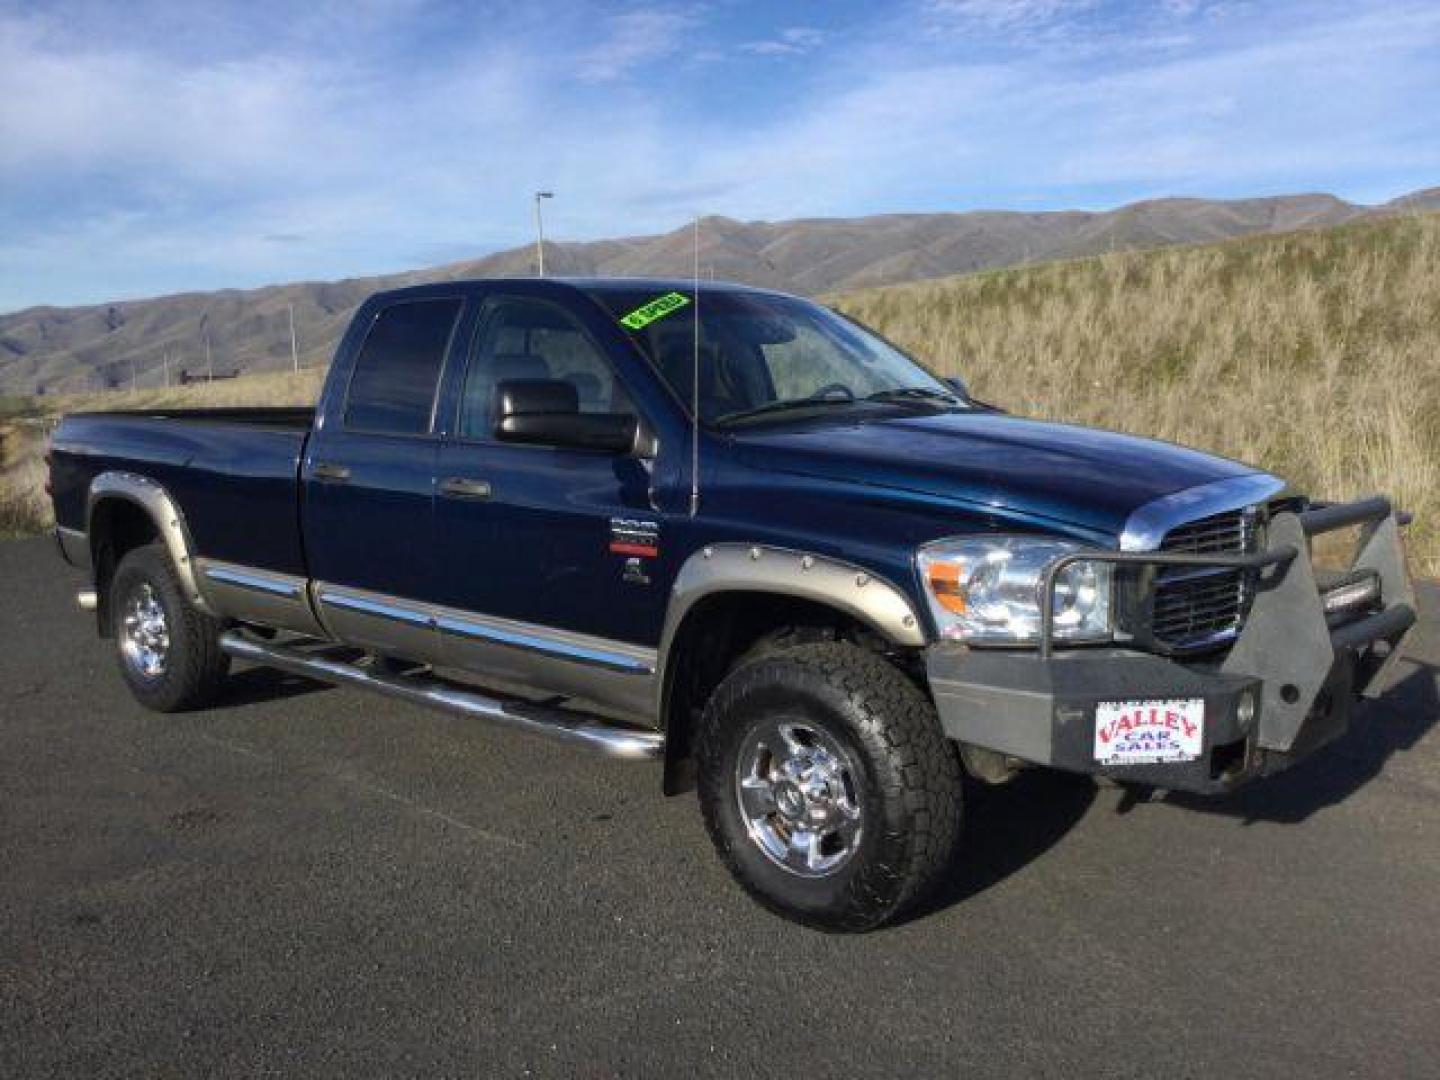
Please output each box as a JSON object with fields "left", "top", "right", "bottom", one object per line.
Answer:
{"left": 458, "top": 297, "right": 633, "bottom": 439}
{"left": 344, "top": 298, "right": 463, "bottom": 435}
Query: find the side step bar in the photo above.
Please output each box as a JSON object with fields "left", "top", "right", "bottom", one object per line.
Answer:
{"left": 219, "top": 631, "right": 664, "bottom": 760}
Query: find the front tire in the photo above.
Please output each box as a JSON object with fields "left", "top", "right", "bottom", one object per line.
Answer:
{"left": 111, "top": 543, "right": 230, "bottom": 712}
{"left": 696, "top": 642, "right": 962, "bottom": 931}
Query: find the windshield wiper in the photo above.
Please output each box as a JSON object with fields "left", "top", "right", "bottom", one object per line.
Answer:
{"left": 714, "top": 394, "right": 859, "bottom": 427}
{"left": 718, "top": 386, "right": 965, "bottom": 426}
{"left": 864, "top": 387, "right": 964, "bottom": 406}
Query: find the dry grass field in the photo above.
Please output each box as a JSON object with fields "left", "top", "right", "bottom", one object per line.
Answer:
{"left": 3, "top": 212, "right": 1436, "bottom": 572}
{"left": 835, "top": 211, "right": 1440, "bottom": 574}
{"left": 0, "top": 420, "right": 50, "bottom": 538}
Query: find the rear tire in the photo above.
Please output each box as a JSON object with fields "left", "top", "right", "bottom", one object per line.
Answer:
{"left": 696, "top": 641, "right": 962, "bottom": 931}
{"left": 111, "top": 543, "right": 230, "bottom": 712}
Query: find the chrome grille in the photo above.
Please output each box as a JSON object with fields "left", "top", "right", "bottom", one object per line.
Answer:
{"left": 1151, "top": 508, "right": 1256, "bottom": 650}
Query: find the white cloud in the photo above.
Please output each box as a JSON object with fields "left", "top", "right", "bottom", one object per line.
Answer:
{"left": 575, "top": 7, "right": 704, "bottom": 82}
{"left": 658, "top": 1, "right": 1440, "bottom": 220}
{"left": 0, "top": 13, "right": 351, "bottom": 185}
{"left": 741, "top": 27, "right": 825, "bottom": 56}
{"left": 922, "top": 0, "right": 1097, "bottom": 30}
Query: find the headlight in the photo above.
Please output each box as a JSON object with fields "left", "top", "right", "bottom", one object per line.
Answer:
{"left": 917, "top": 536, "right": 1113, "bottom": 644}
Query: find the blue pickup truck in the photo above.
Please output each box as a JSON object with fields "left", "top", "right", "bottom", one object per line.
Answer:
{"left": 48, "top": 278, "right": 1417, "bottom": 929}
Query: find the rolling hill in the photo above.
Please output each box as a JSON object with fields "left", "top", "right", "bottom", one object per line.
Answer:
{"left": 2, "top": 186, "right": 1437, "bottom": 398}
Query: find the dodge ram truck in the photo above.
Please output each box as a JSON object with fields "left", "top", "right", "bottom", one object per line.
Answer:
{"left": 48, "top": 278, "right": 1417, "bottom": 930}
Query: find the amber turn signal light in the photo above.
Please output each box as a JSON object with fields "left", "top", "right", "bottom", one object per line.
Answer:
{"left": 926, "top": 562, "right": 967, "bottom": 615}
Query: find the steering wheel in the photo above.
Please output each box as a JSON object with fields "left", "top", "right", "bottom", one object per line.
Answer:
{"left": 809, "top": 383, "right": 854, "bottom": 401}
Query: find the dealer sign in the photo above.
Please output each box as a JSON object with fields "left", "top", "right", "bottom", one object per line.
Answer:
{"left": 1093, "top": 699, "right": 1205, "bottom": 766}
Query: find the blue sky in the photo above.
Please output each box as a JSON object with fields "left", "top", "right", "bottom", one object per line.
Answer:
{"left": 2, "top": 0, "right": 1438, "bottom": 313}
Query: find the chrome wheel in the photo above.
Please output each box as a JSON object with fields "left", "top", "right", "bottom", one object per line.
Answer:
{"left": 734, "top": 718, "right": 863, "bottom": 878}
{"left": 120, "top": 582, "right": 170, "bottom": 680}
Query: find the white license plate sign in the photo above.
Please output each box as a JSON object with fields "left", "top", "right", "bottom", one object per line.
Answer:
{"left": 1094, "top": 699, "right": 1205, "bottom": 765}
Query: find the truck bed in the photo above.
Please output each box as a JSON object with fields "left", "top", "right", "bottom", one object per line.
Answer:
{"left": 50, "top": 408, "right": 314, "bottom": 576}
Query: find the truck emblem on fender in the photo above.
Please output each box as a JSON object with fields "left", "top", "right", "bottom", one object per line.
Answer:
{"left": 609, "top": 517, "right": 659, "bottom": 559}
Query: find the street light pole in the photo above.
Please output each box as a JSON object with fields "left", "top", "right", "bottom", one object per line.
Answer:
{"left": 288, "top": 303, "right": 299, "bottom": 373}
{"left": 533, "top": 191, "right": 554, "bottom": 277}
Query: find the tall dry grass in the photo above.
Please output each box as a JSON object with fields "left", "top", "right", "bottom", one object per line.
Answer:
{"left": 0, "top": 423, "right": 50, "bottom": 537}
{"left": 834, "top": 212, "right": 1440, "bottom": 574}
{"left": 45, "top": 368, "right": 327, "bottom": 415}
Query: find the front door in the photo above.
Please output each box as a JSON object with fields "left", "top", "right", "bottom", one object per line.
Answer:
{"left": 432, "top": 293, "right": 664, "bottom": 675}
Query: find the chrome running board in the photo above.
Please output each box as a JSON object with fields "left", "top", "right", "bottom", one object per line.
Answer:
{"left": 219, "top": 631, "right": 664, "bottom": 760}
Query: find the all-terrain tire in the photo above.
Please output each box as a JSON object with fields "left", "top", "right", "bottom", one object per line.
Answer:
{"left": 696, "top": 641, "right": 962, "bottom": 931}
{"left": 111, "top": 543, "right": 230, "bottom": 712}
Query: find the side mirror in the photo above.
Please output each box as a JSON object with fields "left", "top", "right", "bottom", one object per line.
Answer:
{"left": 493, "top": 379, "right": 640, "bottom": 454}
{"left": 944, "top": 375, "right": 1005, "bottom": 413}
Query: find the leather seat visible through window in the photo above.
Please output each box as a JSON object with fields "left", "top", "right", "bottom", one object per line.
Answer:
{"left": 565, "top": 372, "right": 604, "bottom": 411}
{"left": 651, "top": 328, "right": 752, "bottom": 421}
{"left": 491, "top": 353, "right": 551, "bottom": 383}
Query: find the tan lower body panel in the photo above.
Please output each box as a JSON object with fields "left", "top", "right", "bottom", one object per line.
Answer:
{"left": 196, "top": 559, "right": 327, "bottom": 637}
{"left": 311, "top": 581, "right": 658, "bottom": 724}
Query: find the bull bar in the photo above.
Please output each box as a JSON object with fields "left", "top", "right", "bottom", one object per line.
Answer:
{"left": 926, "top": 495, "right": 1417, "bottom": 793}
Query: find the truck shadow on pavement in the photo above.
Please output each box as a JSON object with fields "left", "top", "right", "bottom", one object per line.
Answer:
{"left": 902, "top": 770, "right": 1100, "bottom": 924}
{"left": 1164, "top": 658, "right": 1440, "bottom": 826}
{"left": 211, "top": 665, "right": 333, "bottom": 709}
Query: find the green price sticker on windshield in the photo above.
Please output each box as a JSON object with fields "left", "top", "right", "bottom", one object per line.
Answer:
{"left": 619, "top": 291, "right": 691, "bottom": 330}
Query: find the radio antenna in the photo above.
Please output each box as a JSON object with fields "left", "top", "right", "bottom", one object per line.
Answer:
{"left": 689, "top": 215, "right": 701, "bottom": 517}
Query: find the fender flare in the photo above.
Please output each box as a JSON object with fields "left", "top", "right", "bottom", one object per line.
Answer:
{"left": 655, "top": 541, "right": 927, "bottom": 718}
{"left": 87, "top": 471, "right": 215, "bottom": 615}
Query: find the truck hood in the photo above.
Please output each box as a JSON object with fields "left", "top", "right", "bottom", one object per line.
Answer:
{"left": 728, "top": 410, "right": 1262, "bottom": 539}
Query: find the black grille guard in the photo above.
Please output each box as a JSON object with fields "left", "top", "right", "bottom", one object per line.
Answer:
{"left": 1039, "top": 546, "right": 1297, "bottom": 660}
{"left": 1038, "top": 495, "right": 1417, "bottom": 752}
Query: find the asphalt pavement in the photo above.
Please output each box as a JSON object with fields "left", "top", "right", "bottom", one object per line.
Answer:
{"left": 2, "top": 536, "right": 1438, "bottom": 1077}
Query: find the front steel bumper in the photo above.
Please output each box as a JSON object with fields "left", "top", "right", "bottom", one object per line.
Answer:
{"left": 926, "top": 498, "right": 1416, "bottom": 794}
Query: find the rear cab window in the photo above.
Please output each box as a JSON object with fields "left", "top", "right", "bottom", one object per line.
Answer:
{"left": 344, "top": 298, "right": 464, "bottom": 435}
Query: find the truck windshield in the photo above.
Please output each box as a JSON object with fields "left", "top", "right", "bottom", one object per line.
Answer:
{"left": 590, "top": 287, "right": 964, "bottom": 426}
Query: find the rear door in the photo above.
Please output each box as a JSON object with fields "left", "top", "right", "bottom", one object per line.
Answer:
{"left": 302, "top": 295, "right": 467, "bottom": 660}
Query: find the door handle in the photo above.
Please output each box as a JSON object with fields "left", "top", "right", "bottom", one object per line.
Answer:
{"left": 439, "top": 476, "right": 492, "bottom": 500}
{"left": 312, "top": 462, "right": 351, "bottom": 483}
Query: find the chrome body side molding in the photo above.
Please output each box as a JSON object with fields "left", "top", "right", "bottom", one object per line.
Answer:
{"left": 313, "top": 583, "right": 447, "bottom": 667}
{"left": 312, "top": 582, "right": 659, "bottom": 722}
{"left": 1120, "top": 473, "right": 1289, "bottom": 552}
{"left": 434, "top": 612, "right": 654, "bottom": 674}
{"left": 87, "top": 471, "right": 215, "bottom": 615}
{"left": 219, "top": 632, "right": 664, "bottom": 759}
{"left": 204, "top": 563, "right": 304, "bottom": 597}
{"left": 196, "top": 558, "right": 327, "bottom": 638}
